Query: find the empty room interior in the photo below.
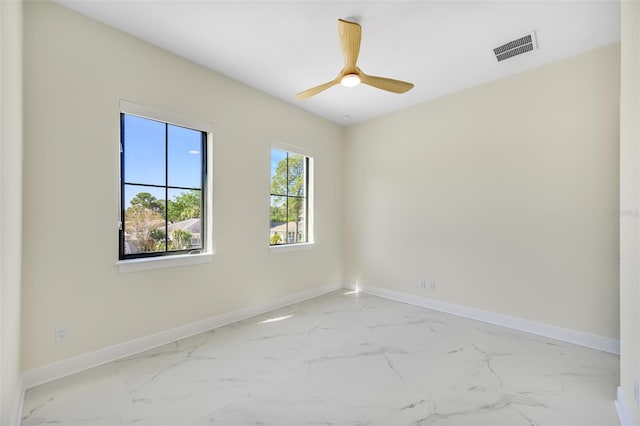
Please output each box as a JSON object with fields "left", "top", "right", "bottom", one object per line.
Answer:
{"left": 1, "top": 0, "right": 640, "bottom": 425}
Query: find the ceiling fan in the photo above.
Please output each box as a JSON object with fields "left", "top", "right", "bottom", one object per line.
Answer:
{"left": 296, "top": 18, "right": 414, "bottom": 100}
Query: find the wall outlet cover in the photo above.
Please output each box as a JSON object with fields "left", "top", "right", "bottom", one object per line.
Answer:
{"left": 55, "top": 327, "right": 67, "bottom": 343}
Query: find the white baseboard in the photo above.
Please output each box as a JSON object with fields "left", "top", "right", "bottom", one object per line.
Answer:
{"left": 615, "top": 387, "right": 635, "bottom": 426}
{"left": 22, "top": 284, "right": 342, "bottom": 390}
{"left": 351, "top": 284, "right": 620, "bottom": 355}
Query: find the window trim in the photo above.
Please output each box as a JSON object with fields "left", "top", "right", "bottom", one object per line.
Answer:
{"left": 269, "top": 242, "right": 314, "bottom": 254}
{"left": 117, "top": 101, "right": 214, "bottom": 271}
{"left": 269, "top": 141, "right": 314, "bottom": 249}
{"left": 116, "top": 252, "right": 213, "bottom": 273}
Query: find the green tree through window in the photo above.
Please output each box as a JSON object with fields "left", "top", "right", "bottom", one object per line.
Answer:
{"left": 120, "top": 113, "right": 206, "bottom": 259}
{"left": 270, "top": 148, "right": 309, "bottom": 245}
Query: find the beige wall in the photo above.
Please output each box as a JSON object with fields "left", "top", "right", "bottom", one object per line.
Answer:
{"left": 345, "top": 45, "right": 620, "bottom": 340}
{"left": 21, "top": 1, "right": 344, "bottom": 371}
{"left": 0, "top": 0, "right": 23, "bottom": 424}
{"left": 620, "top": 0, "right": 640, "bottom": 423}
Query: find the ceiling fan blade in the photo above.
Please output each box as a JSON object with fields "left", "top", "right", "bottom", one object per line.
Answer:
{"left": 359, "top": 71, "right": 414, "bottom": 94}
{"left": 296, "top": 78, "right": 340, "bottom": 100}
{"left": 338, "top": 19, "right": 361, "bottom": 73}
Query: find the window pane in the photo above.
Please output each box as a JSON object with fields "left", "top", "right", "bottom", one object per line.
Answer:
{"left": 287, "top": 154, "right": 305, "bottom": 197}
{"left": 270, "top": 195, "right": 287, "bottom": 245}
{"left": 269, "top": 149, "right": 309, "bottom": 246}
{"left": 270, "top": 148, "right": 287, "bottom": 196}
{"left": 120, "top": 110, "right": 209, "bottom": 260}
{"left": 168, "top": 125, "right": 203, "bottom": 189}
{"left": 287, "top": 196, "right": 306, "bottom": 243}
{"left": 123, "top": 115, "right": 166, "bottom": 186}
{"left": 167, "top": 188, "right": 202, "bottom": 250}
{"left": 123, "top": 185, "right": 166, "bottom": 254}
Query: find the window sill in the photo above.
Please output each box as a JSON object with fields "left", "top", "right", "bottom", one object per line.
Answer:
{"left": 116, "top": 252, "right": 213, "bottom": 273}
{"left": 269, "top": 242, "right": 314, "bottom": 254}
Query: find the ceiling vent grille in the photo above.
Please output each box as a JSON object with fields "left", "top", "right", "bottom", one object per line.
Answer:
{"left": 494, "top": 32, "right": 537, "bottom": 62}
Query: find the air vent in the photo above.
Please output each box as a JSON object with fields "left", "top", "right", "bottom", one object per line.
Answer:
{"left": 494, "top": 32, "right": 537, "bottom": 62}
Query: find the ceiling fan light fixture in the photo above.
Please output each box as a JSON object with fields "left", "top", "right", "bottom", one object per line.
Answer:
{"left": 340, "top": 73, "right": 361, "bottom": 87}
{"left": 295, "top": 19, "right": 413, "bottom": 100}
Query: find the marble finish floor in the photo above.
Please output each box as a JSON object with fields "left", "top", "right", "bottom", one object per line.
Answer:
{"left": 22, "top": 290, "right": 619, "bottom": 425}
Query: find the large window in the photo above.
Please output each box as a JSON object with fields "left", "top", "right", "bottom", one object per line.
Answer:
{"left": 270, "top": 147, "right": 311, "bottom": 246}
{"left": 119, "top": 113, "right": 207, "bottom": 260}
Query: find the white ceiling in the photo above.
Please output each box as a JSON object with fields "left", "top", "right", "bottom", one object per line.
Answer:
{"left": 55, "top": 0, "right": 621, "bottom": 125}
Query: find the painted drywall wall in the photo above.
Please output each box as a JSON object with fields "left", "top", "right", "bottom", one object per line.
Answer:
{"left": 345, "top": 44, "right": 620, "bottom": 340}
{"left": 619, "top": 1, "right": 640, "bottom": 423}
{"left": 0, "top": 1, "right": 23, "bottom": 424}
{"left": 21, "top": 1, "right": 344, "bottom": 371}
{"left": 0, "top": 0, "right": 23, "bottom": 424}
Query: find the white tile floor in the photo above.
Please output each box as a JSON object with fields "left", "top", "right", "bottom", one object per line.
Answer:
{"left": 22, "top": 290, "right": 620, "bottom": 425}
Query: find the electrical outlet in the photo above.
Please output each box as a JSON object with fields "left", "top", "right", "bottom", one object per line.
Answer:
{"left": 428, "top": 281, "right": 436, "bottom": 292}
{"left": 634, "top": 380, "right": 639, "bottom": 406}
{"left": 55, "top": 327, "right": 67, "bottom": 343}
{"left": 418, "top": 281, "right": 426, "bottom": 289}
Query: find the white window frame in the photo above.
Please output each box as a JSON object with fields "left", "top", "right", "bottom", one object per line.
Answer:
{"left": 116, "top": 100, "right": 214, "bottom": 272}
{"left": 269, "top": 141, "right": 314, "bottom": 254}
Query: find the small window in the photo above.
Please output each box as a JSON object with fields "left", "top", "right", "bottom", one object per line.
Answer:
{"left": 270, "top": 148, "right": 311, "bottom": 246}
{"left": 119, "top": 113, "right": 207, "bottom": 260}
